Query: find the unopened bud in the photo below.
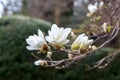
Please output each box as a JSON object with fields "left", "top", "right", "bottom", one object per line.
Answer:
{"left": 46, "top": 51, "right": 52, "bottom": 58}
{"left": 102, "top": 22, "right": 107, "bottom": 33}
{"left": 34, "top": 60, "right": 48, "bottom": 66}
{"left": 71, "top": 31, "right": 76, "bottom": 39}
{"left": 68, "top": 53, "right": 73, "bottom": 59}
{"left": 89, "top": 45, "right": 97, "bottom": 50}
{"left": 92, "top": 45, "right": 97, "bottom": 50}
{"left": 102, "top": 22, "right": 111, "bottom": 33}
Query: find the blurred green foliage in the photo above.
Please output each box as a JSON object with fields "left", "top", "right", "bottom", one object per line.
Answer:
{"left": 0, "top": 15, "right": 120, "bottom": 80}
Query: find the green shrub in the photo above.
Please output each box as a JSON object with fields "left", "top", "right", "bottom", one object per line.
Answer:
{"left": 0, "top": 15, "right": 52, "bottom": 80}
{"left": 0, "top": 15, "right": 120, "bottom": 80}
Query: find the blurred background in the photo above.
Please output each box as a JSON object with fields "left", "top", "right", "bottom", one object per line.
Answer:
{"left": 0, "top": 0, "right": 94, "bottom": 26}
{"left": 0, "top": 0, "right": 120, "bottom": 80}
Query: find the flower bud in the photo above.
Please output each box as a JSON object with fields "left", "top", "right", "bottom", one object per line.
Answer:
{"left": 46, "top": 51, "right": 52, "bottom": 58}
{"left": 71, "top": 31, "right": 76, "bottom": 39}
{"left": 68, "top": 53, "right": 73, "bottom": 59}
{"left": 91, "top": 46, "right": 97, "bottom": 50}
{"left": 89, "top": 45, "right": 97, "bottom": 50}
{"left": 71, "top": 34, "right": 93, "bottom": 52}
{"left": 34, "top": 60, "right": 48, "bottom": 66}
{"left": 102, "top": 22, "right": 111, "bottom": 33}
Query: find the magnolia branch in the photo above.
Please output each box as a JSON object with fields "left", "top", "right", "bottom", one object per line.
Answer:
{"left": 26, "top": 0, "right": 120, "bottom": 69}
{"left": 43, "top": 5, "right": 120, "bottom": 69}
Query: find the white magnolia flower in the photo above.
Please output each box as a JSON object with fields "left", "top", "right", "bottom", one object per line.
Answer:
{"left": 45, "top": 24, "right": 71, "bottom": 48}
{"left": 87, "top": 1, "right": 104, "bottom": 17}
{"left": 88, "top": 2, "right": 98, "bottom": 14}
{"left": 71, "top": 34, "right": 93, "bottom": 52}
{"left": 26, "top": 29, "right": 49, "bottom": 52}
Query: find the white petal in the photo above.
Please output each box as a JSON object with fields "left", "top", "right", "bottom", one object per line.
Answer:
{"left": 62, "top": 28, "right": 71, "bottom": 39}
{"left": 33, "top": 35, "right": 41, "bottom": 42}
{"left": 64, "top": 28, "right": 71, "bottom": 36}
{"left": 72, "top": 34, "right": 85, "bottom": 45}
{"left": 48, "top": 30, "right": 54, "bottom": 39}
{"left": 87, "top": 39, "right": 93, "bottom": 45}
{"left": 26, "top": 46, "right": 39, "bottom": 50}
{"left": 51, "top": 24, "right": 62, "bottom": 38}
{"left": 45, "top": 36, "right": 54, "bottom": 43}
{"left": 51, "top": 24, "right": 59, "bottom": 32}
{"left": 33, "top": 35, "right": 45, "bottom": 45}
{"left": 38, "top": 29, "right": 44, "bottom": 39}
{"left": 62, "top": 39, "right": 69, "bottom": 44}
{"left": 55, "top": 28, "right": 71, "bottom": 44}
{"left": 26, "top": 36, "right": 38, "bottom": 46}
{"left": 55, "top": 39, "right": 69, "bottom": 45}
{"left": 84, "top": 40, "right": 93, "bottom": 48}
{"left": 38, "top": 30, "right": 47, "bottom": 44}
{"left": 82, "top": 36, "right": 88, "bottom": 44}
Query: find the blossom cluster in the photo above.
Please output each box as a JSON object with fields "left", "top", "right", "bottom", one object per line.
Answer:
{"left": 26, "top": 24, "right": 95, "bottom": 66}
{"left": 25, "top": 1, "right": 109, "bottom": 67}
{"left": 24, "top": 0, "right": 120, "bottom": 70}
{"left": 26, "top": 1, "right": 111, "bottom": 67}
